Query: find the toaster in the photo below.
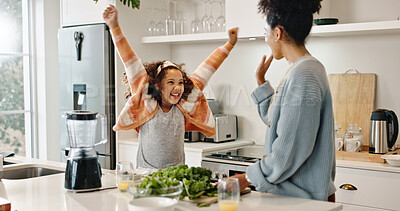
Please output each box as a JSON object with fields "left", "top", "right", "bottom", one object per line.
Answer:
{"left": 201, "top": 114, "right": 238, "bottom": 142}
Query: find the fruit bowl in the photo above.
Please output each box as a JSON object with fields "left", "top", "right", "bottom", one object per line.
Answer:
{"left": 128, "top": 180, "right": 183, "bottom": 200}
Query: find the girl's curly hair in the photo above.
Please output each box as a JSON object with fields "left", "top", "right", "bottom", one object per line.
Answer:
{"left": 258, "top": 0, "right": 322, "bottom": 46}
{"left": 122, "top": 61, "right": 194, "bottom": 104}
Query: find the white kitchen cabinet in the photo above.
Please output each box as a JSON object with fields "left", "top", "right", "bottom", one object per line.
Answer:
{"left": 335, "top": 166, "right": 400, "bottom": 210}
{"left": 118, "top": 139, "right": 254, "bottom": 168}
{"left": 118, "top": 143, "right": 202, "bottom": 168}
{"left": 341, "top": 204, "right": 387, "bottom": 211}
{"left": 118, "top": 142, "right": 138, "bottom": 168}
{"left": 225, "top": 0, "right": 265, "bottom": 38}
{"left": 61, "top": 0, "right": 115, "bottom": 27}
{"left": 185, "top": 150, "right": 203, "bottom": 167}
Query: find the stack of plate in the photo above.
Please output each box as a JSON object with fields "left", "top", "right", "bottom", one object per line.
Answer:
{"left": 381, "top": 154, "right": 400, "bottom": 167}
{"left": 314, "top": 18, "right": 339, "bottom": 25}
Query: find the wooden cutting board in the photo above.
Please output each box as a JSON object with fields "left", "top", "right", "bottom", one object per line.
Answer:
{"left": 328, "top": 72, "right": 376, "bottom": 148}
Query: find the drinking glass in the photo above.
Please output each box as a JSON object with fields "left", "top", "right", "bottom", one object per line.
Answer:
{"left": 170, "top": 0, "right": 179, "bottom": 35}
{"left": 116, "top": 161, "right": 134, "bottom": 192}
{"left": 215, "top": 0, "right": 226, "bottom": 32}
{"left": 164, "top": 0, "right": 172, "bottom": 35}
{"left": 177, "top": 11, "right": 186, "bottom": 34}
{"left": 218, "top": 178, "right": 240, "bottom": 211}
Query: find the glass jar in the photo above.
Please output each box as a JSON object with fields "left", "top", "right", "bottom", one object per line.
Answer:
{"left": 334, "top": 122, "right": 344, "bottom": 151}
{"left": 344, "top": 123, "right": 363, "bottom": 152}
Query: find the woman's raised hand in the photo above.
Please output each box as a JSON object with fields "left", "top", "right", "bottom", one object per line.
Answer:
{"left": 103, "top": 4, "right": 119, "bottom": 30}
{"left": 256, "top": 55, "right": 273, "bottom": 86}
{"left": 228, "top": 27, "right": 239, "bottom": 46}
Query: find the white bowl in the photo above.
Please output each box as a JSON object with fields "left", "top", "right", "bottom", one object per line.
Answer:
{"left": 381, "top": 155, "right": 400, "bottom": 167}
{"left": 128, "top": 197, "right": 178, "bottom": 211}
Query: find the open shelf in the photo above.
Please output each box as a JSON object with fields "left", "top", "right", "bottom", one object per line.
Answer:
{"left": 141, "top": 32, "right": 227, "bottom": 44}
{"left": 141, "top": 20, "right": 400, "bottom": 44}
{"left": 310, "top": 20, "right": 400, "bottom": 37}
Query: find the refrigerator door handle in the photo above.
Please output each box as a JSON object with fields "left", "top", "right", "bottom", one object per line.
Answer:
{"left": 74, "top": 31, "right": 84, "bottom": 61}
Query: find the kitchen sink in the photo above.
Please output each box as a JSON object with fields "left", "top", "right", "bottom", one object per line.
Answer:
{"left": 2, "top": 165, "right": 64, "bottom": 180}
{"left": 3, "top": 161, "right": 16, "bottom": 166}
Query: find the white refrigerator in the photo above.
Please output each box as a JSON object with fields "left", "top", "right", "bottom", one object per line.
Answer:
{"left": 58, "top": 23, "right": 116, "bottom": 169}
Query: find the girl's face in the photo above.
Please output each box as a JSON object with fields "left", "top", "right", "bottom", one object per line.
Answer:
{"left": 158, "top": 68, "right": 184, "bottom": 108}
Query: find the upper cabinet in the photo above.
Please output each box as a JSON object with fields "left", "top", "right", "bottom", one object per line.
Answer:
{"left": 61, "top": 0, "right": 115, "bottom": 27}
{"left": 225, "top": 0, "right": 265, "bottom": 38}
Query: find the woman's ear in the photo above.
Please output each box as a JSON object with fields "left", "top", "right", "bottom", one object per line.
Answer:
{"left": 274, "top": 26, "right": 283, "bottom": 41}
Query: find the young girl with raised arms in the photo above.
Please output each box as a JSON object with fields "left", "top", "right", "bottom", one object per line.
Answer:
{"left": 103, "top": 5, "right": 238, "bottom": 169}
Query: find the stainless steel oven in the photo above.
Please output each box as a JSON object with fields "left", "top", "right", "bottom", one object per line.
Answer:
{"left": 201, "top": 145, "right": 264, "bottom": 182}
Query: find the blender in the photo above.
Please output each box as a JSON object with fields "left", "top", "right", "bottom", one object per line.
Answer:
{"left": 64, "top": 111, "right": 107, "bottom": 191}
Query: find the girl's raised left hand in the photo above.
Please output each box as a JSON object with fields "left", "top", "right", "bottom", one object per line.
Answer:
{"left": 228, "top": 27, "right": 239, "bottom": 46}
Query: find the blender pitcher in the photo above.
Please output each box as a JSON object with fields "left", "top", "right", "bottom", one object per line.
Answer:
{"left": 64, "top": 111, "right": 107, "bottom": 190}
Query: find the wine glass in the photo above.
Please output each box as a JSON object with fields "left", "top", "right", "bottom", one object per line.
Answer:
{"left": 155, "top": 9, "right": 166, "bottom": 36}
{"left": 208, "top": 1, "right": 216, "bottom": 32}
{"left": 215, "top": 0, "right": 226, "bottom": 32}
{"left": 218, "top": 178, "right": 240, "bottom": 211}
{"left": 147, "top": 8, "right": 157, "bottom": 36}
{"left": 200, "top": 0, "right": 209, "bottom": 33}
{"left": 116, "top": 161, "right": 134, "bottom": 192}
{"left": 191, "top": 3, "right": 201, "bottom": 34}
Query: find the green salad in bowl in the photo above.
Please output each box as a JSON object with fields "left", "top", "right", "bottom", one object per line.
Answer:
{"left": 128, "top": 165, "right": 217, "bottom": 200}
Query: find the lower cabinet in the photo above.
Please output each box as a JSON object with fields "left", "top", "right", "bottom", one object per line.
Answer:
{"left": 341, "top": 204, "right": 387, "bottom": 211}
{"left": 118, "top": 143, "right": 138, "bottom": 168}
{"left": 118, "top": 142, "right": 203, "bottom": 168}
{"left": 335, "top": 166, "right": 400, "bottom": 210}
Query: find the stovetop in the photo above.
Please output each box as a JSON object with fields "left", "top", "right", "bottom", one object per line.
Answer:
{"left": 203, "top": 145, "right": 264, "bottom": 163}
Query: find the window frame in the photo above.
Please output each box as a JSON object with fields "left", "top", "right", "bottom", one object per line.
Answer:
{"left": 0, "top": 0, "right": 36, "bottom": 158}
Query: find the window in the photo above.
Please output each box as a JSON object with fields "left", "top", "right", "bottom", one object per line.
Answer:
{"left": 0, "top": 0, "right": 32, "bottom": 156}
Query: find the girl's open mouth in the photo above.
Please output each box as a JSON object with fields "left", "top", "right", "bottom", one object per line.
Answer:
{"left": 171, "top": 93, "right": 180, "bottom": 99}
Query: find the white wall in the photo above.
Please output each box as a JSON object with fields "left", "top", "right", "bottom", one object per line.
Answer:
{"left": 112, "top": 0, "right": 400, "bottom": 145}
{"left": 115, "top": 0, "right": 171, "bottom": 141}
{"left": 170, "top": 34, "right": 400, "bottom": 145}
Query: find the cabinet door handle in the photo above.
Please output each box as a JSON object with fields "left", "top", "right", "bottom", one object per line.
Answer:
{"left": 339, "top": 184, "right": 358, "bottom": 190}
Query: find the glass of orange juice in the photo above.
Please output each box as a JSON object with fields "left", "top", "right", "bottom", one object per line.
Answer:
{"left": 116, "top": 161, "right": 134, "bottom": 192}
{"left": 218, "top": 178, "right": 240, "bottom": 211}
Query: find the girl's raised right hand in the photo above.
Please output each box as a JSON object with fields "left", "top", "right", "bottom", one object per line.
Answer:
{"left": 256, "top": 55, "right": 273, "bottom": 86}
{"left": 228, "top": 27, "right": 238, "bottom": 46}
{"left": 103, "top": 4, "right": 119, "bottom": 30}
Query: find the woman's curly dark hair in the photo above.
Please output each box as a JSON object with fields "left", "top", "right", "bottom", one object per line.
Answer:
{"left": 123, "top": 61, "right": 194, "bottom": 104}
{"left": 258, "top": 0, "right": 322, "bottom": 46}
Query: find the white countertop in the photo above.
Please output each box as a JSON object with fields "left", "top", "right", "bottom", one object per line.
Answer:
{"left": 119, "top": 138, "right": 255, "bottom": 153}
{"left": 1, "top": 157, "right": 342, "bottom": 211}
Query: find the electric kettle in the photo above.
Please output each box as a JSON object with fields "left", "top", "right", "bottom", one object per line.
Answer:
{"left": 369, "top": 109, "right": 399, "bottom": 154}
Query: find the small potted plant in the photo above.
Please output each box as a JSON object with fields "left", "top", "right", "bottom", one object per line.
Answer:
{"left": 93, "top": 0, "right": 140, "bottom": 9}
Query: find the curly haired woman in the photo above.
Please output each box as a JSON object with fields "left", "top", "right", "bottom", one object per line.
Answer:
{"left": 232, "top": 0, "right": 336, "bottom": 202}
